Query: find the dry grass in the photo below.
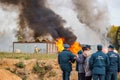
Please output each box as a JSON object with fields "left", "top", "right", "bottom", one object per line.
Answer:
{"left": 0, "top": 52, "right": 57, "bottom": 60}
{"left": 0, "top": 52, "right": 120, "bottom": 80}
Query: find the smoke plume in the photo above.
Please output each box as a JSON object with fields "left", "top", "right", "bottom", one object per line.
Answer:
{"left": 19, "top": 0, "right": 76, "bottom": 44}
{"left": 73, "top": 0, "right": 110, "bottom": 45}
{"left": 0, "top": 3, "right": 19, "bottom": 51}
{"left": 0, "top": 0, "right": 76, "bottom": 44}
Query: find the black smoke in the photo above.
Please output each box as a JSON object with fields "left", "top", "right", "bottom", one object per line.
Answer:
{"left": 0, "top": 0, "right": 77, "bottom": 44}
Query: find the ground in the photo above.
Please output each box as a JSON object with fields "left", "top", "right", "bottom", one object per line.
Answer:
{"left": 0, "top": 53, "right": 78, "bottom": 80}
{"left": 0, "top": 52, "right": 120, "bottom": 80}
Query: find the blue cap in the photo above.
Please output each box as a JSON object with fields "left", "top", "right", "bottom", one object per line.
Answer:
{"left": 97, "top": 45, "right": 102, "bottom": 50}
{"left": 108, "top": 45, "right": 114, "bottom": 49}
{"left": 64, "top": 44, "right": 70, "bottom": 48}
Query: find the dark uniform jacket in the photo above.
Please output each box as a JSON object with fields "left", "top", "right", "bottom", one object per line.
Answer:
{"left": 107, "top": 51, "right": 120, "bottom": 72}
{"left": 58, "top": 50, "right": 75, "bottom": 72}
{"left": 89, "top": 51, "right": 109, "bottom": 75}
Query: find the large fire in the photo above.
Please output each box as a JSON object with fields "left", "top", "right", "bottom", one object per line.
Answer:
{"left": 69, "top": 42, "right": 82, "bottom": 54}
{"left": 55, "top": 38, "right": 64, "bottom": 52}
{"left": 55, "top": 38, "right": 82, "bottom": 54}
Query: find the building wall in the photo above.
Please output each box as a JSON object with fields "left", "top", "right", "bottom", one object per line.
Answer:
{"left": 13, "top": 42, "right": 57, "bottom": 54}
{"left": 13, "top": 42, "right": 98, "bottom": 54}
{"left": 47, "top": 43, "right": 57, "bottom": 54}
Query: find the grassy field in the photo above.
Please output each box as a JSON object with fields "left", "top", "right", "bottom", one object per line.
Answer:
{"left": 0, "top": 52, "right": 120, "bottom": 80}
{"left": 0, "top": 52, "right": 57, "bottom": 60}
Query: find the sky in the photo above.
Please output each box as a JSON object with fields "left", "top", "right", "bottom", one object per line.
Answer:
{"left": 108, "top": 0, "right": 120, "bottom": 26}
{"left": 0, "top": 0, "right": 120, "bottom": 52}
{"left": 47, "top": 0, "right": 120, "bottom": 45}
{"left": 47, "top": 0, "right": 120, "bottom": 26}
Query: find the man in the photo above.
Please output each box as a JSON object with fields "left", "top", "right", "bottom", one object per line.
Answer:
{"left": 89, "top": 45, "right": 109, "bottom": 80}
{"left": 106, "top": 45, "right": 120, "bottom": 80}
{"left": 34, "top": 45, "right": 40, "bottom": 54}
{"left": 58, "top": 44, "right": 75, "bottom": 80}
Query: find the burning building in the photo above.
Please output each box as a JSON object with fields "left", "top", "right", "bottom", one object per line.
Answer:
{"left": 0, "top": 0, "right": 77, "bottom": 42}
{"left": 0, "top": 0, "right": 110, "bottom": 52}
{"left": 13, "top": 42, "right": 57, "bottom": 54}
{"left": 0, "top": 0, "right": 77, "bottom": 53}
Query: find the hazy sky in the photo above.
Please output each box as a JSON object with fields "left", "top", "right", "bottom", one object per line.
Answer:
{"left": 0, "top": 0, "right": 120, "bottom": 52}
{"left": 108, "top": 0, "right": 120, "bottom": 25}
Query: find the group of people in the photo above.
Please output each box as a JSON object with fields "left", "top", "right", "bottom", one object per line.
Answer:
{"left": 58, "top": 44, "right": 120, "bottom": 80}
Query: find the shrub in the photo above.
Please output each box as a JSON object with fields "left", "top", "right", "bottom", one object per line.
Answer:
{"left": 5, "top": 67, "right": 10, "bottom": 70}
{"left": 47, "top": 71, "right": 56, "bottom": 78}
{"left": 11, "top": 68, "right": 17, "bottom": 74}
{"left": 22, "top": 76, "right": 27, "bottom": 80}
{"left": 44, "top": 65, "right": 52, "bottom": 71}
{"left": 33, "top": 63, "right": 41, "bottom": 73}
{"left": 15, "top": 62, "right": 26, "bottom": 68}
{"left": 33, "top": 62, "right": 53, "bottom": 77}
{"left": 33, "top": 63, "right": 46, "bottom": 75}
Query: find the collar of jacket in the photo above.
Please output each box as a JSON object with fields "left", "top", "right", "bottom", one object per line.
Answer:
{"left": 63, "top": 49, "right": 70, "bottom": 51}
{"left": 78, "top": 50, "right": 82, "bottom": 54}
{"left": 97, "top": 51, "right": 102, "bottom": 53}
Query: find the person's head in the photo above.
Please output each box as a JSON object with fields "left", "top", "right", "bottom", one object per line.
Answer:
{"left": 97, "top": 45, "right": 102, "bottom": 51}
{"left": 82, "top": 46, "right": 87, "bottom": 51}
{"left": 64, "top": 44, "right": 70, "bottom": 50}
{"left": 86, "top": 45, "right": 91, "bottom": 50}
{"left": 102, "top": 48, "right": 108, "bottom": 54}
{"left": 108, "top": 45, "right": 114, "bottom": 51}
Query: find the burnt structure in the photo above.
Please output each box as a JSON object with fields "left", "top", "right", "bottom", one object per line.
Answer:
{"left": 13, "top": 42, "right": 57, "bottom": 54}
{"left": 0, "top": 0, "right": 77, "bottom": 44}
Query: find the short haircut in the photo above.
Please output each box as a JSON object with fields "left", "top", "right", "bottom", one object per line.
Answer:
{"left": 97, "top": 45, "right": 102, "bottom": 51}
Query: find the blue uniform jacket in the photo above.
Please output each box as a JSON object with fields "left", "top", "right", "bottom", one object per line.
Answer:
{"left": 89, "top": 51, "right": 109, "bottom": 75}
{"left": 58, "top": 50, "right": 75, "bottom": 72}
{"left": 107, "top": 51, "right": 120, "bottom": 72}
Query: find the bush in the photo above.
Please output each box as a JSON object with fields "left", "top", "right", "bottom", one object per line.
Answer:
{"left": 33, "top": 62, "right": 53, "bottom": 77}
{"left": 11, "top": 68, "right": 17, "bottom": 74}
{"left": 47, "top": 71, "right": 56, "bottom": 78}
{"left": 44, "top": 65, "right": 52, "bottom": 71}
{"left": 15, "top": 62, "right": 26, "bottom": 68}
{"left": 5, "top": 67, "right": 10, "bottom": 70}
{"left": 33, "top": 63, "right": 46, "bottom": 75}
{"left": 33, "top": 63, "right": 41, "bottom": 73}
{"left": 22, "top": 76, "right": 27, "bottom": 80}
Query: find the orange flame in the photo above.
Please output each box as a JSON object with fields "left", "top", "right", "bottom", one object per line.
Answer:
{"left": 55, "top": 38, "right": 82, "bottom": 54}
{"left": 69, "top": 42, "right": 82, "bottom": 54}
{"left": 55, "top": 38, "right": 64, "bottom": 52}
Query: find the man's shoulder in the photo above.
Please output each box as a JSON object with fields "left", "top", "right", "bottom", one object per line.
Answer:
{"left": 92, "top": 51, "right": 106, "bottom": 57}
{"left": 60, "top": 50, "right": 72, "bottom": 54}
{"left": 63, "top": 50, "right": 72, "bottom": 53}
{"left": 113, "top": 52, "right": 120, "bottom": 58}
{"left": 107, "top": 51, "right": 120, "bottom": 58}
{"left": 90, "top": 53, "right": 96, "bottom": 58}
{"left": 108, "top": 51, "right": 119, "bottom": 55}
{"left": 92, "top": 51, "right": 99, "bottom": 55}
